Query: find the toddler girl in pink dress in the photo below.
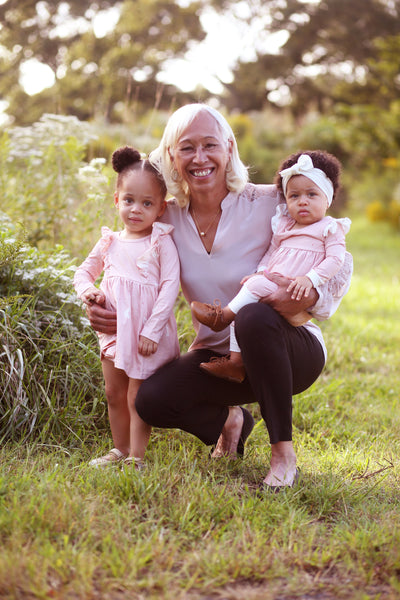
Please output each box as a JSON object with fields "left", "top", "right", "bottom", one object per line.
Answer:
{"left": 74, "top": 146, "right": 180, "bottom": 468}
{"left": 191, "top": 150, "right": 351, "bottom": 383}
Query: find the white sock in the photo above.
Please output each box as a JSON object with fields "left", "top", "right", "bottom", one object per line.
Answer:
{"left": 228, "top": 286, "right": 259, "bottom": 314}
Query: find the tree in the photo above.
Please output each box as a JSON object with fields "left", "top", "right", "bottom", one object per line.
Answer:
{"left": 0, "top": 0, "right": 103, "bottom": 123}
{"left": 0, "top": 0, "right": 208, "bottom": 124}
{"left": 223, "top": 0, "right": 400, "bottom": 114}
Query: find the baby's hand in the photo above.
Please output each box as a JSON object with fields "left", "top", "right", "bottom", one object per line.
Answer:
{"left": 286, "top": 276, "right": 313, "bottom": 301}
{"left": 80, "top": 287, "right": 105, "bottom": 306}
{"left": 138, "top": 335, "right": 158, "bottom": 357}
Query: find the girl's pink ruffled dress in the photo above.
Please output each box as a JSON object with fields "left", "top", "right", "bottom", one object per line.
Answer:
{"left": 74, "top": 222, "right": 180, "bottom": 379}
{"left": 260, "top": 205, "right": 352, "bottom": 292}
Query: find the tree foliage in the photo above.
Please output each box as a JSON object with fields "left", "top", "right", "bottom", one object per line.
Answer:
{"left": 223, "top": 0, "right": 400, "bottom": 114}
{"left": 0, "top": 0, "right": 208, "bottom": 124}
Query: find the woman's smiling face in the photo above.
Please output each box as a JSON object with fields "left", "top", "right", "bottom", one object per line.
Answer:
{"left": 172, "top": 110, "right": 232, "bottom": 200}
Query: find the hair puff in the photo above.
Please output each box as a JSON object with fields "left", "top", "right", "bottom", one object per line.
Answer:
{"left": 112, "top": 146, "right": 141, "bottom": 173}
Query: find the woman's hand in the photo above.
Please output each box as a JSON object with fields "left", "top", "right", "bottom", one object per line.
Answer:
{"left": 87, "top": 302, "right": 117, "bottom": 334}
{"left": 138, "top": 335, "right": 158, "bottom": 356}
{"left": 263, "top": 272, "right": 317, "bottom": 315}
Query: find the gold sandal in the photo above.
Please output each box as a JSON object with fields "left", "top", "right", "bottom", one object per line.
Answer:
{"left": 123, "top": 457, "right": 146, "bottom": 471}
{"left": 89, "top": 448, "right": 126, "bottom": 467}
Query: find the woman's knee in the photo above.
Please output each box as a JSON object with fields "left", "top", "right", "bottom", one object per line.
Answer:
{"left": 235, "top": 303, "right": 281, "bottom": 338}
{"left": 135, "top": 376, "right": 158, "bottom": 423}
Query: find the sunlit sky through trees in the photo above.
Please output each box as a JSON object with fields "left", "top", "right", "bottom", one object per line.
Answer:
{"left": 2, "top": 0, "right": 396, "bottom": 126}
{"left": 18, "top": 3, "right": 288, "bottom": 97}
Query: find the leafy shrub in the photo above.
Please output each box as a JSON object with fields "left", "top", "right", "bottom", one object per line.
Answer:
{"left": 0, "top": 213, "right": 105, "bottom": 443}
{"left": 0, "top": 114, "right": 113, "bottom": 259}
{"left": 388, "top": 199, "right": 400, "bottom": 229}
{"left": 230, "top": 109, "right": 294, "bottom": 185}
{"left": 366, "top": 200, "right": 387, "bottom": 222}
{"left": 365, "top": 197, "right": 400, "bottom": 230}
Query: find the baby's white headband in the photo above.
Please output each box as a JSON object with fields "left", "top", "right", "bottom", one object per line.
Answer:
{"left": 280, "top": 154, "right": 334, "bottom": 206}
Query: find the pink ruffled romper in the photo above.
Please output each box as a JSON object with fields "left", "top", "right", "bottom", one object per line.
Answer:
{"left": 248, "top": 207, "right": 351, "bottom": 294}
{"left": 228, "top": 205, "right": 351, "bottom": 351}
{"left": 74, "top": 222, "right": 180, "bottom": 380}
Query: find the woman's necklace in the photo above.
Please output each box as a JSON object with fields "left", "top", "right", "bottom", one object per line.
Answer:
{"left": 190, "top": 205, "right": 221, "bottom": 237}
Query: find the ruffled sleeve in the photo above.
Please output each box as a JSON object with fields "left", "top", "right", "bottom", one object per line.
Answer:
{"left": 326, "top": 250, "right": 353, "bottom": 297}
{"left": 136, "top": 222, "right": 175, "bottom": 278}
{"left": 271, "top": 203, "right": 290, "bottom": 233}
{"left": 306, "top": 216, "right": 351, "bottom": 290}
{"left": 99, "top": 226, "right": 115, "bottom": 269}
{"left": 323, "top": 217, "right": 352, "bottom": 237}
{"left": 309, "top": 251, "right": 353, "bottom": 321}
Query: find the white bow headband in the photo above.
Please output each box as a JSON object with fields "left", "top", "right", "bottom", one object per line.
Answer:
{"left": 280, "top": 154, "right": 334, "bottom": 206}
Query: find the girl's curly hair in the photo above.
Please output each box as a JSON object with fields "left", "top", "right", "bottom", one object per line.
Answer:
{"left": 274, "top": 150, "right": 342, "bottom": 201}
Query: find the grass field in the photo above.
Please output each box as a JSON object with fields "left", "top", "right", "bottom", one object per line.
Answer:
{"left": 1, "top": 217, "right": 400, "bottom": 600}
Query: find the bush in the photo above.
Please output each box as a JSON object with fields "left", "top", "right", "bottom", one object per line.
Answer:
{"left": 0, "top": 213, "right": 105, "bottom": 443}
{"left": 388, "top": 199, "right": 400, "bottom": 229}
{"left": 0, "top": 114, "right": 114, "bottom": 259}
{"left": 366, "top": 200, "right": 387, "bottom": 222}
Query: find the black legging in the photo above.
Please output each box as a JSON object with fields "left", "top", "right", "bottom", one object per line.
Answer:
{"left": 136, "top": 303, "right": 325, "bottom": 445}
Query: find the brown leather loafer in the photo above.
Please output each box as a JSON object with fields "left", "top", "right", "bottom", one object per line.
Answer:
{"left": 191, "top": 300, "right": 229, "bottom": 332}
{"left": 200, "top": 356, "right": 246, "bottom": 383}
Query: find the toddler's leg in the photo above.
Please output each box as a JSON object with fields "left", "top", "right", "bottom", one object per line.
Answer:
{"left": 227, "top": 284, "right": 260, "bottom": 314}
{"left": 101, "top": 358, "right": 130, "bottom": 456}
{"left": 244, "top": 274, "right": 310, "bottom": 327}
{"left": 89, "top": 359, "right": 130, "bottom": 466}
{"left": 240, "top": 273, "right": 278, "bottom": 301}
{"left": 128, "top": 378, "right": 151, "bottom": 463}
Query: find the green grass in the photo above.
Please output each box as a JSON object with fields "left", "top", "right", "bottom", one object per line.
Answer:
{"left": 1, "top": 217, "right": 400, "bottom": 600}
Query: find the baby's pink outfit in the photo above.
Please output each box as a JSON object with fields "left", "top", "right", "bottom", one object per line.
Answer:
{"left": 74, "top": 222, "right": 180, "bottom": 379}
{"left": 228, "top": 206, "right": 351, "bottom": 351}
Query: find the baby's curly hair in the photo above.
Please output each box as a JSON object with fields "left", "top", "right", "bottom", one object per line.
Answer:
{"left": 274, "top": 150, "right": 342, "bottom": 201}
{"left": 112, "top": 145, "right": 167, "bottom": 198}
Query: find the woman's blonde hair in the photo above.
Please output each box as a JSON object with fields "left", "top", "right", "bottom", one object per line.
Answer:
{"left": 149, "top": 104, "right": 249, "bottom": 207}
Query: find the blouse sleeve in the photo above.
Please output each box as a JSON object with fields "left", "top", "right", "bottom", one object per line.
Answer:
{"left": 140, "top": 233, "right": 180, "bottom": 343}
